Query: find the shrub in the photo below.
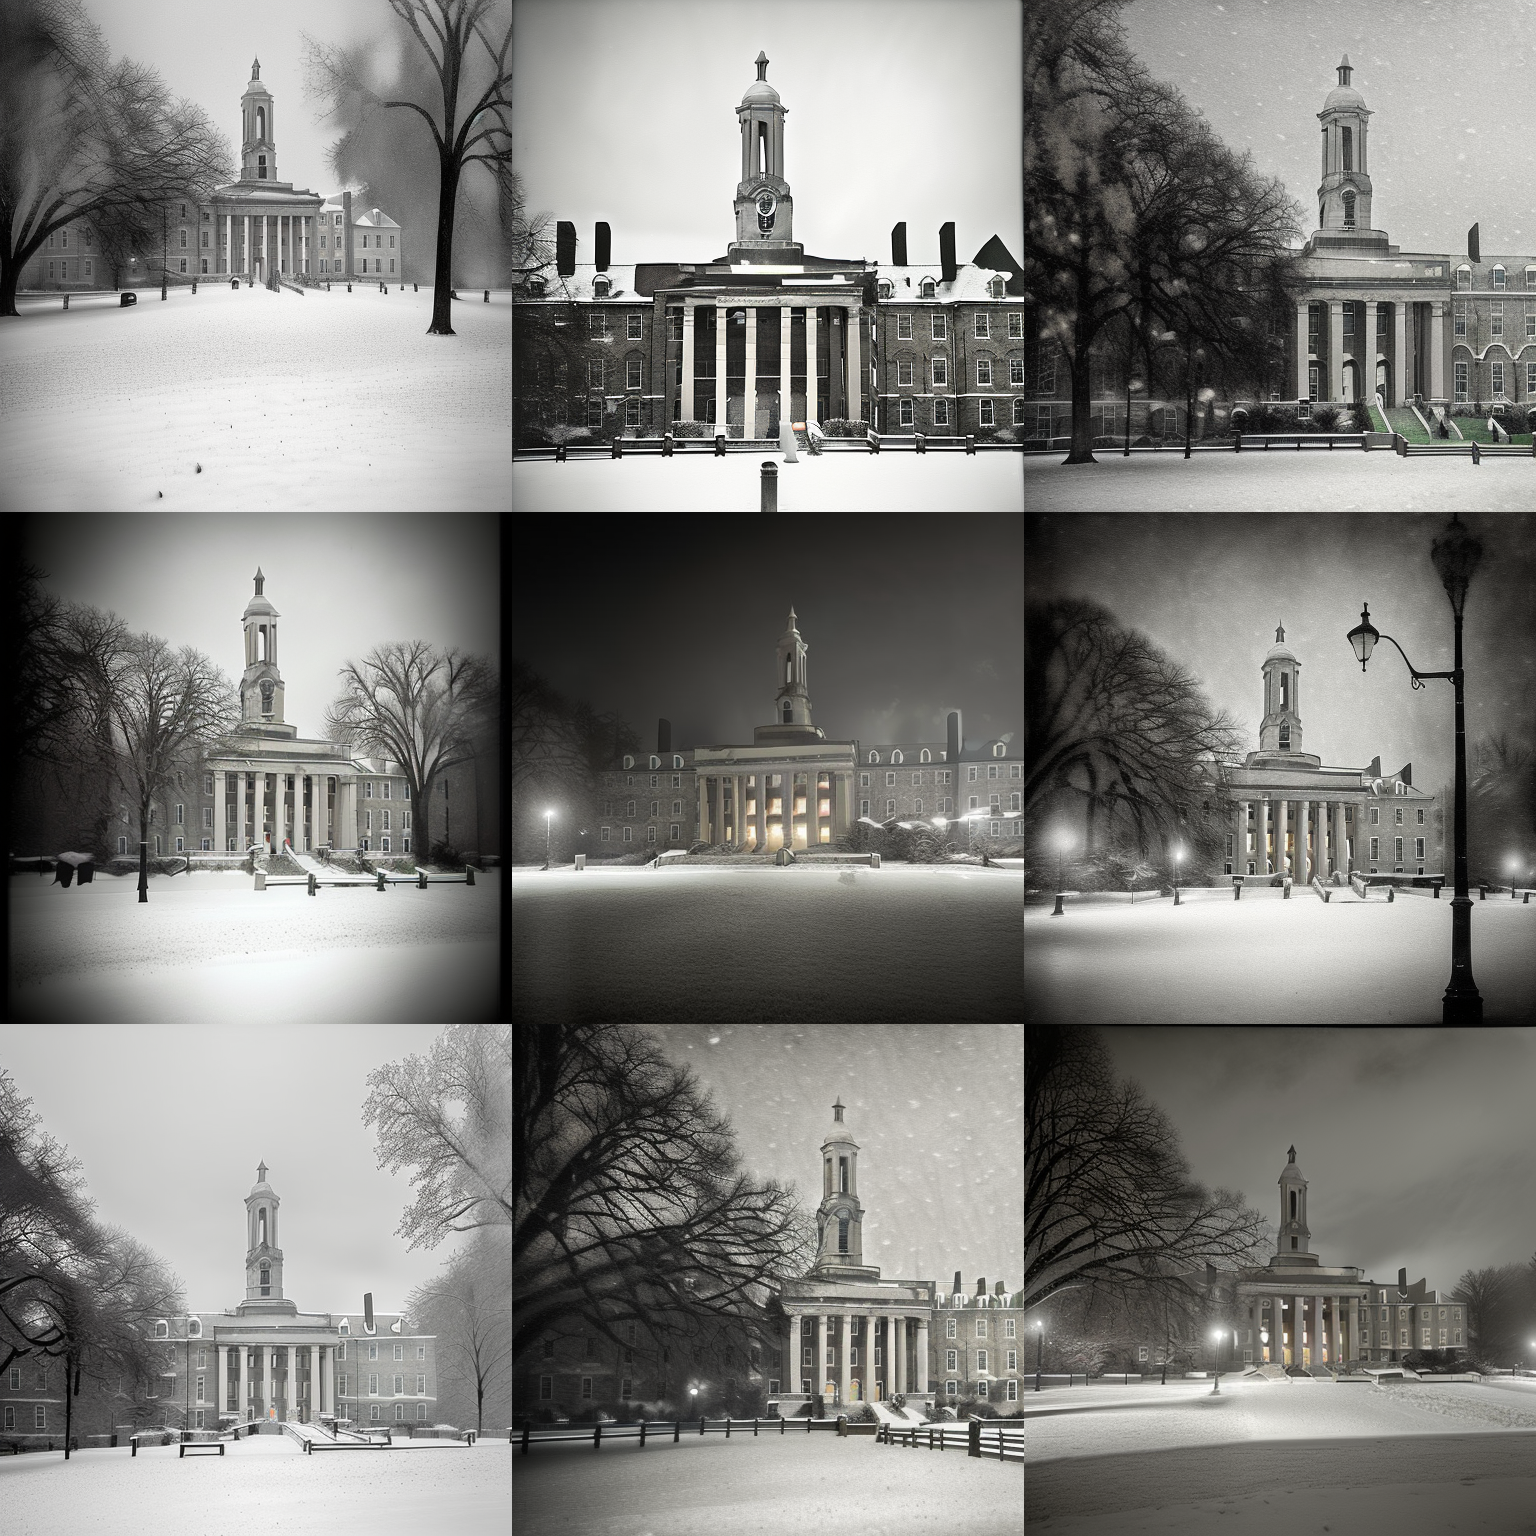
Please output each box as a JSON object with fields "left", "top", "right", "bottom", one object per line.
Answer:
{"left": 1503, "top": 404, "right": 1529, "bottom": 433}
{"left": 820, "top": 418, "right": 871, "bottom": 437}
{"left": 544, "top": 424, "right": 593, "bottom": 447}
{"left": 1229, "top": 406, "right": 1250, "bottom": 432}
{"left": 428, "top": 839, "right": 462, "bottom": 867}
{"left": 1311, "top": 403, "right": 1340, "bottom": 431}
{"left": 670, "top": 420, "right": 711, "bottom": 438}
{"left": 1350, "top": 397, "right": 1373, "bottom": 432}
{"left": 990, "top": 426, "right": 1018, "bottom": 443}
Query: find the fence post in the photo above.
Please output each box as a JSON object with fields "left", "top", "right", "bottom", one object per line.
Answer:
{"left": 760, "top": 461, "right": 778, "bottom": 512}
{"left": 674, "top": 1420, "right": 680, "bottom": 1442}
{"left": 308, "top": 872, "right": 317, "bottom": 896}
{"left": 754, "top": 1417, "right": 758, "bottom": 1436}
{"left": 700, "top": 1416, "right": 705, "bottom": 1436}
{"left": 594, "top": 1423, "right": 601, "bottom": 1451}
{"left": 639, "top": 1421, "right": 646, "bottom": 1448}
{"left": 967, "top": 1417, "right": 980, "bottom": 1459}
{"left": 375, "top": 869, "right": 386, "bottom": 891}
{"left": 726, "top": 1417, "right": 731, "bottom": 1438}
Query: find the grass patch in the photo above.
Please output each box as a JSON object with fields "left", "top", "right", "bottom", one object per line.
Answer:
{"left": 1451, "top": 419, "right": 1532, "bottom": 444}
{"left": 1383, "top": 407, "right": 1433, "bottom": 443}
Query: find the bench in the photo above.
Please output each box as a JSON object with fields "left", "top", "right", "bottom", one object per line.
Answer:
{"left": 179, "top": 1440, "right": 224, "bottom": 1457}
{"left": 1233, "top": 433, "right": 1365, "bottom": 451}
{"left": 794, "top": 852, "right": 882, "bottom": 867}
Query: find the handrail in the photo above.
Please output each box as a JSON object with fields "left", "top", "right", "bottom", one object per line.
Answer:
{"left": 518, "top": 1415, "right": 838, "bottom": 1452}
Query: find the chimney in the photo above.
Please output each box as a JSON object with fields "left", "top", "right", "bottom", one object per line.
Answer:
{"left": 891, "top": 221, "right": 907, "bottom": 266}
{"left": 1400, "top": 762, "right": 1412, "bottom": 787}
{"left": 953, "top": 1270, "right": 962, "bottom": 1298}
{"left": 947, "top": 710, "right": 961, "bottom": 766}
{"left": 343, "top": 189, "right": 352, "bottom": 275}
{"left": 939, "top": 221, "right": 957, "bottom": 284}
{"left": 994, "top": 1281, "right": 1005, "bottom": 1297}
{"left": 556, "top": 220, "right": 576, "bottom": 276}
{"left": 975, "top": 1276, "right": 986, "bottom": 1297}
{"left": 657, "top": 718, "right": 671, "bottom": 754}
{"left": 595, "top": 221, "right": 611, "bottom": 273}
{"left": 1367, "top": 755, "right": 1381, "bottom": 780}
{"left": 1398, "top": 1266, "right": 1407, "bottom": 1291}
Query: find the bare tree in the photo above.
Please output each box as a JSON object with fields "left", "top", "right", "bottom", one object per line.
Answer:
{"left": 514, "top": 1022, "right": 813, "bottom": 1367}
{"left": 324, "top": 641, "right": 495, "bottom": 865}
{"left": 406, "top": 1232, "right": 510, "bottom": 1432}
{"left": 1449, "top": 1264, "right": 1529, "bottom": 1366}
{"left": 0, "top": 0, "right": 231, "bottom": 315}
{"left": 363, "top": 1024, "right": 511, "bottom": 1249}
{"left": 1026, "top": 1027, "right": 1268, "bottom": 1314}
{"left": 304, "top": 0, "right": 510, "bottom": 335}
{"left": 105, "top": 633, "right": 238, "bottom": 902}
{"left": 1027, "top": 598, "right": 1242, "bottom": 858}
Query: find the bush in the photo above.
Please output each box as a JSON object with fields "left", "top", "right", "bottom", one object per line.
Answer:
{"left": 544, "top": 424, "right": 593, "bottom": 447}
{"left": 1502, "top": 404, "right": 1529, "bottom": 433}
{"left": 428, "top": 840, "right": 462, "bottom": 867}
{"left": 1311, "top": 403, "right": 1341, "bottom": 431}
{"left": 820, "top": 418, "right": 871, "bottom": 437}
{"left": 1229, "top": 406, "right": 1250, "bottom": 432}
{"left": 1350, "top": 397, "right": 1373, "bottom": 432}
{"left": 670, "top": 420, "right": 711, "bottom": 438}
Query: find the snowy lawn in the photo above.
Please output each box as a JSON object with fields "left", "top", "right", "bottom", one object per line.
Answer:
{"left": 1024, "top": 451, "right": 1536, "bottom": 510}
{"left": 512, "top": 449, "right": 1023, "bottom": 510}
{"left": 1025, "top": 889, "right": 1536, "bottom": 1023}
{"left": 8, "top": 870, "right": 500, "bottom": 1022}
{"left": 514, "top": 1430, "right": 1021, "bottom": 1536}
{"left": 513, "top": 864, "right": 1023, "bottom": 1021}
{"left": 1026, "top": 1378, "right": 1536, "bottom": 1533}
{"left": 0, "top": 1436, "right": 510, "bottom": 1536}
{"left": 0, "top": 285, "right": 511, "bottom": 511}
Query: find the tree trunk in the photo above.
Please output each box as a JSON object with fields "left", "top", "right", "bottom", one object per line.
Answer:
{"left": 64, "top": 1352, "right": 74, "bottom": 1459}
{"left": 428, "top": 153, "right": 464, "bottom": 337}
{"left": 138, "top": 807, "right": 149, "bottom": 902}
{"left": 0, "top": 249, "right": 20, "bottom": 318}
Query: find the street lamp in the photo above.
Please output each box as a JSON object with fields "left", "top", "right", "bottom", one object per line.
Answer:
{"left": 1508, "top": 855, "right": 1520, "bottom": 898}
{"left": 1210, "top": 1329, "right": 1224, "bottom": 1394}
{"left": 1346, "top": 514, "right": 1484, "bottom": 1021}
{"left": 543, "top": 809, "right": 555, "bottom": 870}
{"left": 1034, "top": 1320, "right": 1044, "bottom": 1391}
{"left": 1052, "top": 829, "right": 1071, "bottom": 916}
{"left": 1173, "top": 845, "right": 1184, "bottom": 906}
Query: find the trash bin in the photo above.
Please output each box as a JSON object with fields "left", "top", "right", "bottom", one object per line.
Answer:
{"left": 120, "top": 292, "right": 137, "bottom": 306}
{"left": 574, "top": 854, "right": 586, "bottom": 870}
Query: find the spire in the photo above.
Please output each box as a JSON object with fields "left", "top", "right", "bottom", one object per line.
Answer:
{"left": 1287, "top": 1144, "right": 1296, "bottom": 1165}
{"left": 257, "top": 1159, "right": 268, "bottom": 1182}
{"left": 787, "top": 605, "right": 797, "bottom": 631}
{"left": 1275, "top": 621, "right": 1285, "bottom": 643}
{"left": 755, "top": 48, "right": 769, "bottom": 80}
{"left": 252, "top": 56, "right": 260, "bottom": 80}
{"left": 253, "top": 567, "right": 264, "bottom": 596}
{"left": 1337, "top": 52, "right": 1351, "bottom": 86}
{"left": 832, "top": 1097, "right": 845, "bottom": 1122}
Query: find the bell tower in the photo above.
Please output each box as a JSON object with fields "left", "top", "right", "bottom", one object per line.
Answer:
{"left": 1260, "top": 622, "right": 1303, "bottom": 755}
{"left": 239, "top": 1160, "right": 298, "bottom": 1316}
{"left": 1275, "top": 1144, "right": 1318, "bottom": 1265}
{"left": 775, "top": 606, "right": 812, "bottom": 727}
{"left": 730, "top": 51, "right": 802, "bottom": 262}
{"left": 1314, "top": 54, "right": 1384, "bottom": 249}
{"left": 241, "top": 57, "right": 276, "bottom": 182}
{"left": 811, "top": 1100, "right": 880, "bottom": 1280}
{"left": 239, "top": 568, "right": 297, "bottom": 738}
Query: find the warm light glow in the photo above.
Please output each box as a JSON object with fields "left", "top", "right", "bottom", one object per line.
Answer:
{"left": 544, "top": 809, "right": 555, "bottom": 818}
{"left": 820, "top": 826, "right": 830, "bottom": 843}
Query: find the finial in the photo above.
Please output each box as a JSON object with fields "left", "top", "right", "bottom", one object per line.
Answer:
{"left": 254, "top": 566, "right": 264, "bottom": 595}
{"left": 1337, "top": 53, "right": 1351, "bottom": 86}
{"left": 1287, "top": 1144, "right": 1296, "bottom": 1165}
{"left": 832, "top": 1097, "right": 845, "bottom": 1122}
{"left": 755, "top": 49, "right": 769, "bottom": 80}
{"left": 253, "top": 56, "right": 260, "bottom": 80}
{"left": 257, "top": 1159, "right": 268, "bottom": 1182}
{"left": 1276, "top": 621, "right": 1285, "bottom": 643}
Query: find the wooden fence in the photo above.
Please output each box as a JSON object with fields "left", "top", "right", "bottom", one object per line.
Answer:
{"left": 878, "top": 1418, "right": 1023, "bottom": 1462}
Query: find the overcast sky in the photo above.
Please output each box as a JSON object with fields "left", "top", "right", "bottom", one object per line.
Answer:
{"left": 89, "top": 0, "right": 392, "bottom": 200}
{"left": 644, "top": 1025, "right": 1024, "bottom": 1295}
{"left": 1026, "top": 514, "right": 1536, "bottom": 796}
{"left": 511, "top": 0, "right": 1023, "bottom": 268}
{"left": 22, "top": 514, "right": 499, "bottom": 742}
{"left": 1099, "top": 1027, "right": 1536, "bottom": 1293}
{"left": 0, "top": 1024, "right": 458, "bottom": 1315}
{"left": 1119, "top": 0, "right": 1536, "bottom": 255}
{"left": 514, "top": 513, "right": 1023, "bottom": 752}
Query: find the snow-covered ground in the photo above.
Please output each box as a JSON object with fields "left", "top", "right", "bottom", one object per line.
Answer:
{"left": 514, "top": 1431, "right": 1021, "bottom": 1536}
{"left": 1026, "top": 1377, "right": 1536, "bottom": 1533}
{"left": 8, "top": 870, "right": 500, "bottom": 1022}
{"left": 0, "top": 284, "right": 511, "bottom": 510}
{"left": 1025, "top": 890, "right": 1536, "bottom": 1022}
{"left": 1025, "top": 451, "right": 1536, "bottom": 510}
{"left": 513, "top": 864, "right": 1023, "bottom": 1021}
{"left": 0, "top": 1436, "right": 511, "bottom": 1536}
{"left": 511, "top": 448, "right": 1023, "bottom": 510}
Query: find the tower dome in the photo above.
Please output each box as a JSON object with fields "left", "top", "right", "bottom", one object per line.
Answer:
{"left": 731, "top": 51, "right": 798, "bottom": 258}
{"left": 1314, "top": 53, "right": 1377, "bottom": 246}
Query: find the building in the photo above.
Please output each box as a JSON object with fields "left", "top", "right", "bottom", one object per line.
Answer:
{"left": 20, "top": 60, "right": 403, "bottom": 290}
{"left": 1229, "top": 1145, "right": 1463, "bottom": 1371}
{"left": 0, "top": 1162, "right": 435, "bottom": 1445}
{"left": 1026, "top": 54, "right": 1536, "bottom": 444}
{"left": 104, "top": 568, "right": 491, "bottom": 865}
{"left": 1223, "top": 624, "right": 1443, "bottom": 881}
{"left": 514, "top": 51, "right": 1025, "bottom": 446}
{"left": 319, "top": 196, "right": 405, "bottom": 280}
{"left": 595, "top": 608, "right": 1019, "bottom": 853}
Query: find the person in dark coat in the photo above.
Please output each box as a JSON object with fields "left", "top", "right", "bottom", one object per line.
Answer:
{"left": 53, "top": 863, "right": 74, "bottom": 887}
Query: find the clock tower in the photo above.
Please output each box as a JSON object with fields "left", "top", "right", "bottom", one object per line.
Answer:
{"left": 730, "top": 51, "right": 802, "bottom": 262}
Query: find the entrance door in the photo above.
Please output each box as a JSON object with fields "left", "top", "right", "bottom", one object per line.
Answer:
{"left": 850, "top": 1380, "right": 860, "bottom": 1402}
{"left": 1376, "top": 360, "right": 1389, "bottom": 403}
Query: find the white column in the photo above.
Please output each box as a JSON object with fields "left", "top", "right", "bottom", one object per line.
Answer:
{"left": 914, "top": 1317, "right": 929, "bottom": 1397}
{"left": 815, "top": 1315, "right": 827, "bottom": 1402}
{"left": 1394, "top": 304, "right": 1408, "bottom": 405}
{"left": 1297, "top": 298, "right": 1311, "bottom": 400}
{"left": 280, "top": 772, "right": 291, "bottom": 852}
{"left": 243, "top": 214, "right": 250, "bottom": 277}
{"left": 839, "top": 1314, "right": 851, "bottom": 1409}
{"left": 681, "top": 304, "right": 695, "bottom": 422}
{"left": 217, "top": 1344, "right": 227, "bottom": 1422}
{"left": 1365, "top": 300, "right": 1379, "bottom": 404}
{"left": 285, "top": 1344, "right": 295, "bottom": 1419}
{"left": 780, "top": 304, "right": 791, "bottom": 434}
{"left": 893, "top": 1317, "right": 905, "bottom": 1395}
{"left": 1329, "top": 299, "right": 1344, "bottom": 401}
{"left": 1295, "top": 1296, "right": 1305, "bottom": 1367}
{"left": 1257, "top": 800, "right": 1269, "bottom": 875}
{"left": 846, "top": 304, "right": 862, "bottom": 425}
{"left": 806, "top": 307, "right": 819, "bottom": 427}
{"left": 1334, "top": 802, "right": 1347, "bottom": 876}
{"left": 1296, "top": 801, "right": 1310, "bottom": 885}
{"left": 223, "top": 213, "right": 231, "bottom": 275}
{"left": 785, "top": 1313, "right": 798, "bottom": 1396}
{"left": 214, "top": 769, "right": 226, "bottom": 855}
{"left": 714, "top": 303, "right": 728, "bottom": 438}
{"left": 744, "top": 302, "right": 757, "bottom": 439}
{"left": 1430, "top": 300, "right": 1446, "bottom": 402}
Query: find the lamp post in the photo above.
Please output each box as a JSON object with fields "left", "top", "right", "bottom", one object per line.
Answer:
{"left": 1210, "top": 1329, "right": 1224, "bottom": 1395}
{"left": 1052, "top": 830, "right": 1070, "bottom": 916}
{"left": 1508, "top": 856, "right": 1519, "bottom": 898}
{"left": 1346, "top": 515, "right": 1484, "bottom": 1022}
{"left": 543, "top": 809, "right": 555, "bottom": 870}
{"left": 1034, "top": 1320, "right": 1044, "bottom": 1391}
{"left": 1172, "top": 845, "right": 1184, "bottom": 906}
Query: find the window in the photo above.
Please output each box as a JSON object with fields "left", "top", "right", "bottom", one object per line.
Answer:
{"left": 1455, "top": 360, "right": 1468, "bottom": 402}
{"left": 897, "top": 312, "right": 912, "bottom": 339}
{"left": 392, "top": 1374, "right": 403, "bottom": 1394}
{"left": 156, "top": 1321, "right": 169, "bottom": 1338}
{"left": 885, "top": 771, "right": 896, "bottom": 787}
{"left": 623, "top": 827, "right": 633, "bottom": 843}
{"left": 589, "top": 312, "right": 609, "bottom": 337}
{"left": 897, "top": 358, "right": 913, "bottom": 386}
{"left": 980, "top": 399, "right": 995, "bottom": 426}
{"left": 369, "top": 1374, "right": 379, "bottom": 1395}
{"left": 1343, "top": 190, "right": 1356, "bottom": 228}
{"left": 1492, "top": 360, "right": 1505, "bottom": 396}
{"left": 945, "top": 1380, "right": 958, "bottom": 1396}
{"left": 1395, "top": 837, "right": 1403, "bottom": 861}
{"left": 369, "top": 1343, "right": 378, "bottom": 1361}
{"left": 1493, "top": 303, "right": 1504, "bottom": 340}
{"left": 1137, "top": 1347, "right": 1147, "bottom": 1363}
{"left": 1493, "top": 264, "right": 1506, "bottom": 290}
{"left": 601, "top": 827, "right": 611, "bottom": 842}
{"left": 35, "top": 1406, "right": 46, "bottom": 1428}
{"left": 869, "top": 751, "right": 879, "bottom": 764}
{"left": 1394, "top": 807, "right": 1403, "bottom": 826}
{"left": 977, "top": 357, "right": 992, "bottom": 386}
{"left": 945, "top": 1349, "right": 957, "bottom": 1371}
{"left": 1454, "top": 302, "right": 1466, "bottom": 338}
{"left": 393, "top": 1342, "right": 403, "bottom": 1361}
{"left": 627, "top": 357, "right": 642, "bottom": 390}
{"left": 1370, "top": 837, "right": 1379, "bottom": 861}
{"left": 1528, "top": 302, "right": 1536, "bottom": 341}
{"left": 627, "top": 799, "right": 635, "bottom": 817}
{"left": 975, "top": 312, "right": 989, "bottom": 339}
{"left": 946, "top": 1318, "right": 957, "bottom": 1339}
{"left": 1009, "top": 357, "right": 1025, "bottom": 386}
{"left": 934, "top": 398, "right": 949, "bottom": 426}
{"left": 1005, "top": 1318, "right": 1016, "bottom": 1339}
{"left": 859, "top": 800, "right": 870, "bottom": 816}
{"left": 931, "top": 311, "right": 946, "bottom": 341}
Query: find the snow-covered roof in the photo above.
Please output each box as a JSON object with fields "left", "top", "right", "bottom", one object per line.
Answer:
{"left": 520, "top": 266, "right": 641, "bottom": 302}
{"left": 355, "top": 208, "right": 401, "bottom": 230}
{"left": 875, "top": 265, "right": 1015, "bottom": 302}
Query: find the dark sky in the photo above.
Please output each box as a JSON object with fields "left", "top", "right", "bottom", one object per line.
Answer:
{"left": 1026, "top": 514, "right": 1536, "bottom": 795}
{"left": 515, "top": 514, "right": 1023, "bottom": 753}
{"left": 1100, "top": 1027, "right": 1536, "bottom": 1294}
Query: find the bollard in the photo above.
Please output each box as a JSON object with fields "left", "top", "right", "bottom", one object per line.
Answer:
{"left": 484, "top": 289, "right": 489, "bottom": 302}
{"left": 754, "top": 1417, "right": 758, "bottom": 1436}
{"left": 674, "top": 1420, "right": 680, "bottom": 1442}
{"left": 715, "top": 433, "right": 726, "bottom": 457}
{"left": 1234, "top": 882, "right": 1241, "bottom": 900}
{"left": 64, "top": 293, "right": 69, "bottom": 310}
{"left": 699, "top": 1417, "right": 705, "bottom": 1436}
{"left": 967, "top": 1417, "right": 981, "bottom": 1458}
{"left": 414, "top": 282, "right": 418, "bottom": 292}
{"left": 594, "top": 1423, "right": 601, "bottom": 1450}
{"left": 466, "top": 864, "right": 476, "bottom": 884}
{"left": 663, "top": 432, "right": 674, "bottom": 457}
{"left": 965, "top": 433, "right": 975, "bottom": 454}
{"left": 192, "top": 279, "right": 197, "bottom": 294}
{"left": 1388, "top": 886, "right": 1394, "bottom": 902}
{"left": 375, "top": 869, "right": 386, "bottom": 891}
{"left": 418, "top": 869, "right": 428, "bottom": 889}
{"left": 639, "top": 1421, "right": 646, "bottom": 1448}
{"left": 726, "top": 1417, "right": 731, "bottom": 1438}
{"left": 255, "top": 870, "right": 266, "bottom": 891}
{"left": 836, "top": 1415, "right": 846, "bottom": 1437}
{"left": 915, "top": 430, "right": 925, "bottom": 453}
{"left": 308, "top": 872, "right": 317, "bottom": 896}
{"left": 347, "top": 283, "right": 352, "bottom": 293}
{"left": 760, "top": 460, "right": 778, "bottom": 512}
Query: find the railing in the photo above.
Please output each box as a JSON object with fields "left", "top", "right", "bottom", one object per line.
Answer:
{"left": 879, "top": 1418, "right": 1023, "bottom": 1462}
{"left": 518, "top": 1416, "right": 837, "bottom": 1453}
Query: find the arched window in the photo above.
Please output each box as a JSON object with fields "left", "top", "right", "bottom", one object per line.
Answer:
{"left": 258, "top": 155, "right": 267, "bottom": 180}
{"left": 785, "top": 656, "right": 793, "bottom": 684}
{"left": 837, "top": 1217, "right": 849, "bottom": 1254}
{"left": 1492, "top": 265, "right": 1506, "bottom": 290}
{"left": 992, "top": 743, "right": 1005, "bottom": 758}
{"left": 869, "top": 751, "right": 879, "bottom": 764}
{"left": 257, "top": 106, "right": 265, "bottom": 140}
{"left": 1280, "top": 673, "right": 1289, "bottom": 711}
{"left": 258, "top": 1208, "right": 267, "bottom": 1245}
{"left": 594, "top": 275, "right": 610, "bottom": 297}
{"left": 920, "top": 278, "right": 935, "bottom": 298}
{"left": 188, "top": 1318, "right": 201, "bottom": 1338}
{"left": 154, "top": 1320, "right": 168, "bottom": 1339}
{"left": 1342, "top": 191, "right": 1356, "bottom": 229}
{"left": 259, "top": 1263, "right": 271, "bottom": 1296}
{"left": 1342, "top": 125, "right": 1353, "bottom": 171}
{"left": 989, "top": 277, "right": 1004, "bottom": 299}
{"left": 622, "top": 755, "right": 634, "bottom": 769}
{"left": 1279, "top": 724, "right": 1290, "bottom": 750}
{"left": 878, "top": 279, "right": 891, "bottom": 299}
{"left": 892, "top": 750, "right": 903, "bottom": 764}
{"left": 339, "top": 1320, "right": 350, "bottom": 1335}
{"left": 672, "top": 755, "right": 682, "bottom": 768}
{"left": 649, "top": 755, "right": 659, "bottom": 769}
{"left": 1457, "top": 265, "right": 1472, "bottom": 290}
{"left": 920, "top": 748, "right": 930, "bottom": 763}
{"left": 782, "top": 701, "right": 792, "bottom": 722}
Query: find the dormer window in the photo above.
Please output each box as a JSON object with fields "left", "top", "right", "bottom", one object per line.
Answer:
{"left": 154, "top": 1320, "right": 169, "bottom": 1339}
{"left": 992, "top": 743, "right": 1005, "bottom": 758}
{"left": 672, "top": 754, "right": 683, "bottom": 768}
{"left": 1457, "top": 265, "right": 1472, "bottom": 289}
{"left": 622, "top": 755, "right": 634, "bottom": 769}
{"left": 649, "top": 755, "right": 659, "bottom": 769}
{"left": 878, "top": 279, "right": 891, "bottom": 299}
{"left": 594, "top": 275, "right": 610, "bottom": 297}
{"left": 920, "top": 278, "right": 935, "bottom": 298}
{"left": 528, "top": 275, "right": 546, "bottom": 294}
{"left": 989, "top": 277, "right": 1004, "bottom": 299}
{"left": 188, "top": 1318, "right": 201, "bottom": 1337}
{"left": 1279, "top": 724, "right": 1291, "bottom": 750}
{"left": 1492, "top": 265, "right": 1506, "bottom": 290}
{"left": 869, "top": 751, "right": 879, "bottom": 764}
